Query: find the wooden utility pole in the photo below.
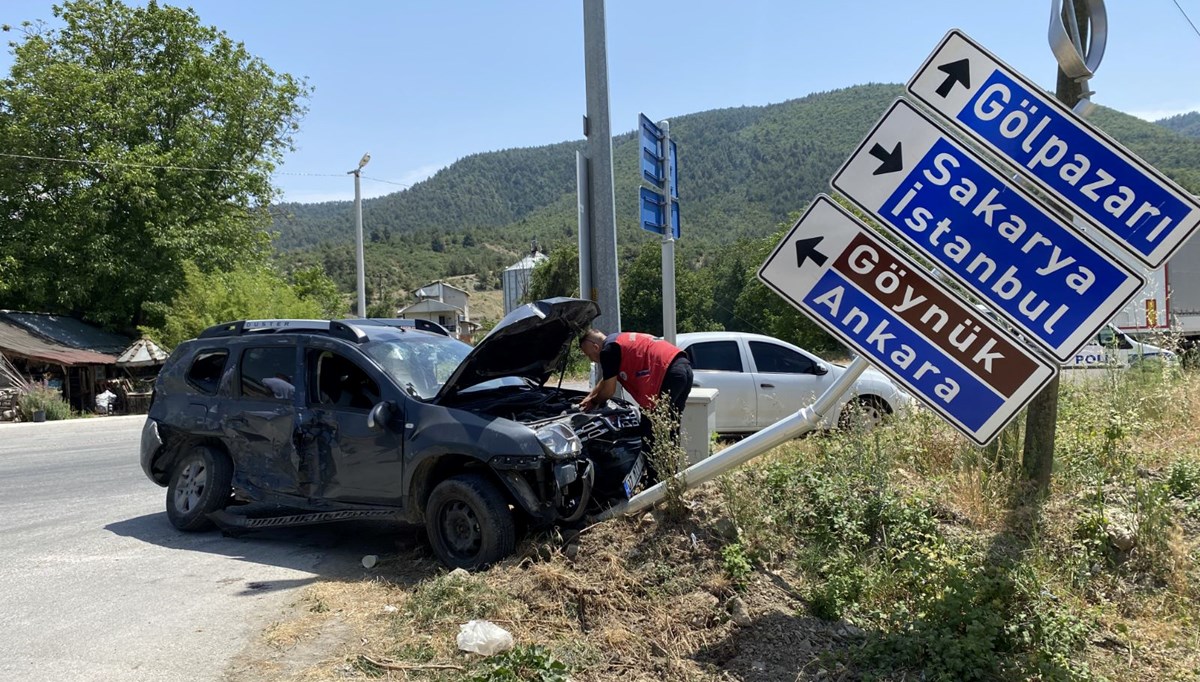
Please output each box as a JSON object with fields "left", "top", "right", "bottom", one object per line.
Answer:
{"left": 1022, "top": 0, "right": 1092, "bottom": 492}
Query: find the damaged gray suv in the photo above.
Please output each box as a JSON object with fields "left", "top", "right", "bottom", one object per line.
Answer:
{"left": 140, "top": 298, "right": 644, "bottom": 569}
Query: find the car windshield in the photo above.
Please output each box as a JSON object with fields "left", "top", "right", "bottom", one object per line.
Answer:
{"left": 361, "top": 334, "right": 471, "bottom": 400}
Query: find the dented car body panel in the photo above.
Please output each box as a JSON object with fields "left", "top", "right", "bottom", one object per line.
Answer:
{"left": 140, "top": 298, "right": 644, "bottom": 535}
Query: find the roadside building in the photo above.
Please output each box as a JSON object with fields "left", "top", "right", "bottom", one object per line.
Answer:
{"left": 397, "top": 280, "right": 480, "bottom": 342}
{"left": 0, "top": 311, "right": 130, "bottom": 414}
{"left": 502, "top": 243, "right": 548, "bottom": 315}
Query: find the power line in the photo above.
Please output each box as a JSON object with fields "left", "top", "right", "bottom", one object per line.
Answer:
{"left": 361, "top": 175, "right": 411, "bottom": 188}
{"left": 0, "top": 152, "right": 413, "bottom": 188}
{"left": 1172, "top": 0, "right": 1200, "bottom": 41}
{"left": 0, "top": 151, "right": 259, "bottom": 175}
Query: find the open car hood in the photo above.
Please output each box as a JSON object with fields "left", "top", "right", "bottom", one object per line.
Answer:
{"left": 435, "top": 297, "right": 600, "bottom": 401}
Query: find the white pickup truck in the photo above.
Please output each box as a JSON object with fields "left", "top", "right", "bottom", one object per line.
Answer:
{"left": 1062, "top": 324, "right": 1176, "bottom": 379}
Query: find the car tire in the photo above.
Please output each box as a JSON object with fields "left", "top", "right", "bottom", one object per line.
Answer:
{"left": 166, "top": 445, "right": 234, "bottom": 532}
{"left": 839, "top": 396, "right": 889, "bottom": 432}
{"left": 425, "top": 474, "right": 515, "bottom": 570}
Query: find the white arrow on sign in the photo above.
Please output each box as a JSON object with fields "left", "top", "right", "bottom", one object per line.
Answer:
{"left": 758, "top": 195, "right": 1057, "bottom": 445}
{"left": 906, "top": 30, "right": 1200, "bottom": 269}
{"left": 831, "top": 98, "right": 1146, "bottom": 362}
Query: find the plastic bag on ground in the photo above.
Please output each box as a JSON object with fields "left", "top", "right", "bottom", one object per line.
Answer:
{"left": 456, "top": 619, "right": 514, "bottom": 656}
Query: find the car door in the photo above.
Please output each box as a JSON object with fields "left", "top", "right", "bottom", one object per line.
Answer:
{"left": 223, "top": 342, "right": 303, "bottom": 496}
{"left": 747, "top": 339, "right": 834, "bottom": 428}
{"left": 296, "top": 344, "right": 406, "bottom": 506}
{"left": 683, "top": 339, "right": 758, "bottom": 432}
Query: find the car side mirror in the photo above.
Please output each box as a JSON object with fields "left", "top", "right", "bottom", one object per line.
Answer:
{"left": 367, "top": 401, "right": 395, "bottom": 430}
{"left": 813, "top": 362, "right": 829, "bottom": 376}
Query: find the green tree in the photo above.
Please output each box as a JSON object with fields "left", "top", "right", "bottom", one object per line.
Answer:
{"left": 289, "top": 265, "right": 344, "bottom": 317}
{"left": 528, "top": 245, "right": 580, "bottom": 300}
{"left": 731, "top": 223, "right": 841, "bottom": 354}
{"left": 142, "top": 262, "right": 324, "bottom": 348}
{"left": 0, "top": 0, "right": 310, "bottom": 331}
{"left": 619, "top": 241, "right": 720, "bottom": 336}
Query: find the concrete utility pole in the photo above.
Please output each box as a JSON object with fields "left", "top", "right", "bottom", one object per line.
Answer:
{"left": 1022, "top": 0, "right": 1099, "bottom": 492}
{"left": 580, "top": 0, "right": 621, "bottom": 336}
{"left": 349, "top": 152, "right": 371, "bottom": 317}
{"left": 659, "top": 120, "right": 677, "bottom": 345}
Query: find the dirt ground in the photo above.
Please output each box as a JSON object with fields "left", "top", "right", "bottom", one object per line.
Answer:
{"left": 219, "top": 487, "right": 867, "bottom": 682}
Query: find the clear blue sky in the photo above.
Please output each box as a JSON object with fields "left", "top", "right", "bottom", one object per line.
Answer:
{"left": 4, "top": 1, "right": 1200, "bottom": 204}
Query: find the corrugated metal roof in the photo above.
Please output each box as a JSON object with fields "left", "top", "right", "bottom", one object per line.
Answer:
{"left": 0, "top": 311, "right": 131, "bottom": 354}
{"left": 505, "top": 252, "right": 548, "bottom": 272}
{"left": 0, "top": 319, "right": 116, "bottom": 366}
{"left": 415, "top": 281, "right": 471, "bottom": 299}
{"left": 116, "top": 338, "right": 169, "bottom": 367}
{"left": 399, "top": 300, "right": 463, "bottom": 315}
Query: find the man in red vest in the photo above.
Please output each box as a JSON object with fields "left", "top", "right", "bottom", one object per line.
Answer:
{"left": 578, "top": 329, "right": 694, "bottom": 446}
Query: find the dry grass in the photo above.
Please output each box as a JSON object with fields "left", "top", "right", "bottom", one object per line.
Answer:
{"left": 232, "top": 370, "right": 1200, "bottom": 681}
{"left": 238, "top": 483, "right": 863, "bottom": 682}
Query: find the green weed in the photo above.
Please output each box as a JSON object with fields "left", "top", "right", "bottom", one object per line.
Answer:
{"left": 643, "top": 400, "right": 688, "bottom": 522}
{"left": 468, "top": 645, "right": 570, "bottom": 682}
{"left": 403, "top": 572, "right": 513, "bottom": 628}
{"left": 719, "top": 542, "right": 753, "bottom": 590}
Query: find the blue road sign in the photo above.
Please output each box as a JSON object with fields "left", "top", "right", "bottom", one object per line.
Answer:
{"left": 831, "top": 99, "right": 1145, "bottom": 362}
{"left": 907, "top": 30, "right": 1200, "bottom": 268}
{"left": 757, "top": 196, "right": 1057, "bottom": 445}
{"left": 640, "top": 114, "right": 679, "bottom": 199}
{"left": 640, "top": 187, "right": 680, "bottom": 238}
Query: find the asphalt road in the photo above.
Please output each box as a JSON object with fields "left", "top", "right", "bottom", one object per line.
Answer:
{"left": 0, "top": 416, "right": 402, "bottom": 682}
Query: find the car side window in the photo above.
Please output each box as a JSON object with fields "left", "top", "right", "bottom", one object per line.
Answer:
{"left": 309, "top": 350, "right": 381, "bottom": 411}
{"left": 240, "top": 347, "right": 297, "bottom": 401}
{"left": 186, "top": 349, "right": 228, "bottom": 395}
{"left": 749, "top": 341, "right": 817, "bottom": 374}
{"left": 686, "top": 341, "right": 743, "bottom": 372}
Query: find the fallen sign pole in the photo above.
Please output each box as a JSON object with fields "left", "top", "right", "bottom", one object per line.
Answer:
{"left": 600, "top": 194, "right": 1060, "bottom": 520}
{"left": 595, "top": 356, "right": 869, "bottom": 521}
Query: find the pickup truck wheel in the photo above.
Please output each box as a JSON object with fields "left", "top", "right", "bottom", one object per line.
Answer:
{"left": 166, "top": 445, "right": 233, "bottom": 531}
{"left": 425, "top": 474, "right": 515, "bottom": 570}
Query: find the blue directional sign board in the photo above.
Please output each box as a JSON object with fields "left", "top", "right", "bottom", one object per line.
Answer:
{"left": 906, "top": 30, "right": 1200, "bottom": 268}
{"left": 640, "top": 187, "right": 681, "bottom": 238}
{"left": 639, "top": 114, "right": 678, "bottom": 198}
{"left": 639, "top": 113, "right": 680, "bottom": 237}
{"left": 758, "top": 196, "right": 1057, "bottom": 445}
{"left": 831, "top": 99, "right": 1146, "bottom": 361}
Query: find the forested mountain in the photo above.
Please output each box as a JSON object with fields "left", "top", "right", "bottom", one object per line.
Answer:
{"left": 271, "top": 84, "right": 1200, "bottom": 300}
{"left": 1157, "top": 111, "right": 1200, "bottom": 139}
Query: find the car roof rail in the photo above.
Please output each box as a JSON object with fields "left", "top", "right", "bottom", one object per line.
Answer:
{"left": 197, "top": 319, "right": 369, "bottom": 343}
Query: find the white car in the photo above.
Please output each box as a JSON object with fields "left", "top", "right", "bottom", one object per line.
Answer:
{"left": 676, "top": 331, "right": 911, "bottom": 434}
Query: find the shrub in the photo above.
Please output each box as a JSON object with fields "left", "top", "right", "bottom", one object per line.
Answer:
{"left": 643, "top": 400, "right": 688, "bottom": 521}
{"left": 17, "top": 387, "right": 73, "bottom": 421}
{"left": 1166, "top": 460, "right": 1200, "bottom": 500}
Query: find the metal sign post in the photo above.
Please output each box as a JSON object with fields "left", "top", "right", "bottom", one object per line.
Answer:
{"left": 639, "top": 113, "right": 680, "bottom": 343}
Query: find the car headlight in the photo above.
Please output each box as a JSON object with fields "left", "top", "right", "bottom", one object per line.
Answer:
{"left": 536, "top": 422, "right": 582, "bottom": 460}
